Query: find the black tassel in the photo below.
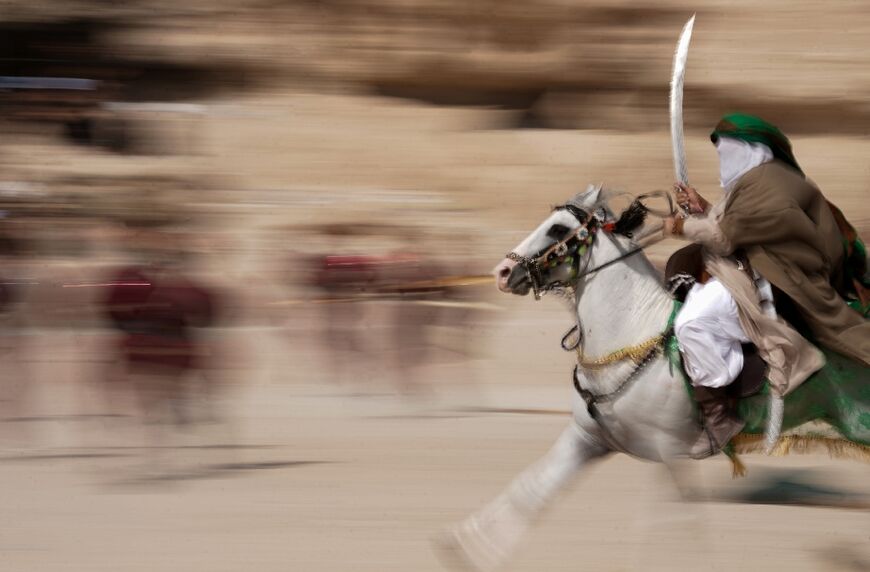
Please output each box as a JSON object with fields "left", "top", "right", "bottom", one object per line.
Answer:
{"left": 613, "top": 199, "right": 648, "bottom": 238}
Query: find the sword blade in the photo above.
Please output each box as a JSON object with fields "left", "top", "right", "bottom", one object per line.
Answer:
{"left": 670, "top": 15, "right": 695, "bottom": 186}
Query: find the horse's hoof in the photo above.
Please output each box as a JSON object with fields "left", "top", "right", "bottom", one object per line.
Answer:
{"left": 431, "top": 529, "right": 480, "bottom": 572}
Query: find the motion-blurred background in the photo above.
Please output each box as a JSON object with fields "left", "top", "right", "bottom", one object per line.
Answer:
{"left": 0, "top": 1, "right": 867, "bottom": 571}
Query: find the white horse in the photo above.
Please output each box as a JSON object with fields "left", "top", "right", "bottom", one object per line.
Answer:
{"left": 437, "top": 184, "right": 704, "bottom": 571}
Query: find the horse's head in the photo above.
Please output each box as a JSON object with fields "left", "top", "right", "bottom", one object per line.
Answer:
{"left": 494, "top": 185, "right": 607, "bottom": 298}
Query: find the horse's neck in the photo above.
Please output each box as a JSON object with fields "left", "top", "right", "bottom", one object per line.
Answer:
{"left": 571, "top": 233, "right": 698, "bottom": 459}
{"left": 574, "top": 234, "right": 673, "bottom": 359}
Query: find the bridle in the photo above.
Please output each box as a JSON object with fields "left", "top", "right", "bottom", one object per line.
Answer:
{"left": 506, "top": 191, "right": 679, "bottom": 450}
{"left": 505, "top": 191, "right": 675, "bottom": 300}
{"left": 506, "top": 204, "right": 593, "bottom": 300}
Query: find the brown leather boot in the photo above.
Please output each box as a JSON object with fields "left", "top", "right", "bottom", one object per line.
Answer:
{"left": 690, "top": 385, "right": 746, "bottom": 459}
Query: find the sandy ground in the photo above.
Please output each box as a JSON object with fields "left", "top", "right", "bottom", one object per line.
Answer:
{"left": 0, "top": 321, "right": 868, "bottom": 572}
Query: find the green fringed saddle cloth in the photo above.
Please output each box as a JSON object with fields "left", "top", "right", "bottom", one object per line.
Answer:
{"left": 665, "top": 303, "right": 870, "bottom": 475}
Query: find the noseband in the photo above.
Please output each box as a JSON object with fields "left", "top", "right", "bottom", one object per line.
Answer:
{"left": 506, "top": 203, "right": 599, "bottom": 300}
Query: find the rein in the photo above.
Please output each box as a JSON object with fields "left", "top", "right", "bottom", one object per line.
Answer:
{"left": 504, "top": 190, "right": 680, "bottom": 450}
{"left": 505, "top": 190, "right": 674, "bottom": 299}
{"left": 576, "top": 245, "right": 643, "bottom": 279}
{"left": 506, "top": 189, "right": 677, "bottom": 375}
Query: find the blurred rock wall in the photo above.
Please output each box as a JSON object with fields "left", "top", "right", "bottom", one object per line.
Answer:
{"left": 4, "top": 0, "right": 870, "bottom": 133}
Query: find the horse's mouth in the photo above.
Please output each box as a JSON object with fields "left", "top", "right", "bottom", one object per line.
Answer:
{"left": 495, "top": 258, "right": 533, "bottom": 296}
{"left": 505, "top": 267, "right": 532, "bottom": 296}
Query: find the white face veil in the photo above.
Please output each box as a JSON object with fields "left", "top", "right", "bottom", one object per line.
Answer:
{"left": 716, "top": 136, "right": 774, "bottom": 192}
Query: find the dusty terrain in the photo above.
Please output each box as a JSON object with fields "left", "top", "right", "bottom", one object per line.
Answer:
{"left": 1, "top": 326, "right": 869, "bottom": 572}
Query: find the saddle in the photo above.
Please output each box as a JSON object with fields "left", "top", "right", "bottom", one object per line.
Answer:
{"left": 665, "top": 243, "right": 767, "bottom": 398}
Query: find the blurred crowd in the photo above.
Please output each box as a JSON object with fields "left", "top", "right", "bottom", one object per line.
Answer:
{"left": 0, "top": 17, "right": 494, "bottom": 469}
{"left": 301, "top": 224, "right": 489, "bottom": 395}
{"left": 0, "top": 189, "right": 491, "bottom": 463}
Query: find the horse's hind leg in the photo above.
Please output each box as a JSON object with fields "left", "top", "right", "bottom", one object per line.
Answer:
{"left": 435, "top": 423, "right": 610, "bottom": 571}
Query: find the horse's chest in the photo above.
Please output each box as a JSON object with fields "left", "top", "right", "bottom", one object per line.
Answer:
{"left": 572, "top": 367, "right": 697, "bottom": 458}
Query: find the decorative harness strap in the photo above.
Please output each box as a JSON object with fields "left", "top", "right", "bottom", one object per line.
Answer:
{"left": 504, "top": 191, "right": 680, "bottom": 451}
{"left": 570, "top": 303, "right": 680, "bottom": 411}
{"left": 576, "top": 332, "right": 666, "bottom": 369}
{"left": 567, "top": 304, "right": 681, "bottom": 454}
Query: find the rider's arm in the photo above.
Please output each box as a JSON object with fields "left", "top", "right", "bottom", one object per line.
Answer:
{"left": 665, "top": 199, "right": 733, "bottom": 255}
{"left": 682, "top": 210, "right": 734, "bottom": 256}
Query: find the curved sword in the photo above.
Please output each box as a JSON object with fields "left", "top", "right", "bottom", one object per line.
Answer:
{"left": 670, "top": 15, "right": 695, "bottom": 186}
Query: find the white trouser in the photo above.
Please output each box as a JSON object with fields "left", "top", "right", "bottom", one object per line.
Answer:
{"left": 674, "top": 278, "right": 751, "bottom": 388}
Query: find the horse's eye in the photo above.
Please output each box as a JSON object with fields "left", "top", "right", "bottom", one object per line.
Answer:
{"left": 547, "top": 224, "right": 571, "bottom": 240}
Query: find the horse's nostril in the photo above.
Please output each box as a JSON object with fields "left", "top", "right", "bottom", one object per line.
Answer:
{"left": 499, "top": 267, "right": 510, "bottom": 278}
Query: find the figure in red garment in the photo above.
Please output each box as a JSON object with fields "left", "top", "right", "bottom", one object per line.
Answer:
{"left": 383, "top": 250, "right": 444, "bottom": 396}
{"left": 102, "top": 228, "right": 215, "bottom": 430}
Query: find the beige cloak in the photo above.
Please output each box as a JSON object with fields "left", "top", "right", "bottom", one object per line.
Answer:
{"left": 679, "top": 160, "right": 849, "bottom": 395}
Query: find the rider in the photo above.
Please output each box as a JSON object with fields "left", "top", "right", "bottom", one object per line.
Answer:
{"left": 663, "top": 113, "right": 870, "bottom": 458}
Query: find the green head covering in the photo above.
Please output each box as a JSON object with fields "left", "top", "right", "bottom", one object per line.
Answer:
{"left": 710, "top": 113, "right": 802, "bottom": 175}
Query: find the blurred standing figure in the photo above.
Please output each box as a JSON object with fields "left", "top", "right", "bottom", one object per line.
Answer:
{"left": 101, "top": 224, "right": 217, "bottom": 449}
{"left": 384, "top": 250, "right": 444, "bottom": 396}
{"left": 0, "top": 231, "right": 31, "bottom": 435}
{"left": 313, "top": 253, "right": 377, "bottom": 386}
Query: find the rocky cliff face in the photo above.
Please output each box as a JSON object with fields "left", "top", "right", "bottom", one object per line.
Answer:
{"left": 0, "top": 0, "right": 867, "bottom": 265}
{"left": 4, "top": 1, "right": 870, "bottom": 133}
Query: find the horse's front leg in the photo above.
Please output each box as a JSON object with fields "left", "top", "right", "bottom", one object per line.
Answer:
{"left": 436, "top": 423, "right": 611, "bottom": 571}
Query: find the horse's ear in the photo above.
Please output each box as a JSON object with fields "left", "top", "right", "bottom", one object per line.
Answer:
{"left": 569, "top": 183, "right": 605, "bottom": 210}
{"left": 583, "top": 184, "right": 601, "bottom": 205}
